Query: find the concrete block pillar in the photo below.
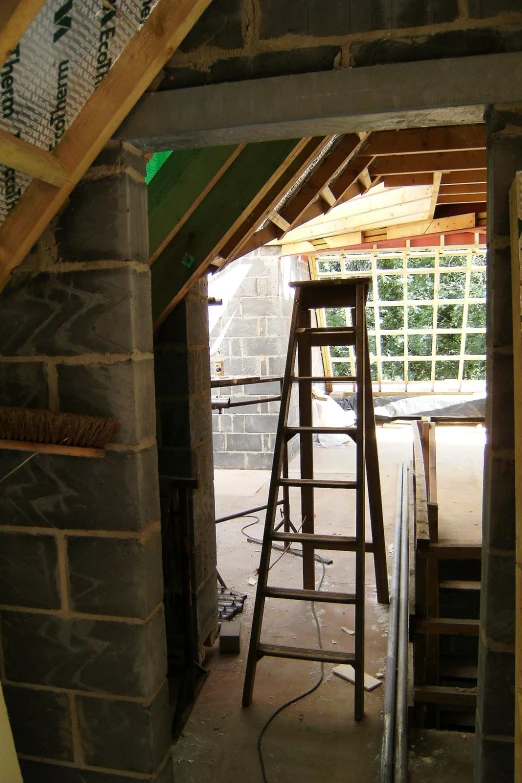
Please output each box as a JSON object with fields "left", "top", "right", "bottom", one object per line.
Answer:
{"left": 0, "top": 143, "right": 172, "bottom": 782}
{"left": 155, "top": 276, "right": 218, "bottom": 661}
{"left": 476, "top": 105, "right": 522, "bottom": 782}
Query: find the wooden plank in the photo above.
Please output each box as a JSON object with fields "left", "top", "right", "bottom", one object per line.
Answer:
{"left": 0, "top": 128, "right": 68, "bottom": 186}
{"left": 383, "top": 173, "right": 435, "bottom": 188}
{"left": 151, "top": 139, "right": 303, "bottom": 326}
{"left": 0, "top": 0, "right": 213, "bottom": 292}
{"left": 412, "top": 422, "right": 430, "bottom": 548}
{"left": 365, "top": 125, "right": 485, "bottom": 157}
{"left": 510, "top": 173, "right": 522, "bottom": 783}
{"left": 440, "top": 580, "right": 481, "bottom": 591}
{"left": 441, "top": 170, "right": 487, "bottom": 185}
{"left": 148, "top": 144, "right": 243, "bottom": 264}
{"left": 0, "top": 439, "right": 104, "bottom": 458}
{"left": 429, "top": 541, "right": 482, "bottom": 559}
{"left": 414, "top": 685, "right": 477, "bottom": 707}
{"left": 0, "top": 680, "right": 22, "bottom": 783}
{"left": 370, "top": 149, "right": 487, "bottom": 176}
{"left": 438, "top": 193, "right": 487, "bottom": 204}
{"left": 329, "top": 157, "right": 374, "bottom": 204}
{"left": 0, "top": 0, "right": 46, "bottom": 67}
{"left": 416, "top": 618, "right": 480, "bottom": 635}
{"left": 429, "top": 172, "right": 442, "bottom": 220}
{"left": 387, "top": 213, "right": 476, "bottom": 241}
{"left": 440, "top": 184, "right": 487, "bottom": 195}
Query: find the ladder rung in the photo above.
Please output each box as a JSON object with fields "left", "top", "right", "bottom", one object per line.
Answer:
{"left": 440, "top": 580, "right": 481, "bottom": 591}
{"left": 415, "top": 618, "right": 480, "bottom": 636}
{"left": 296, "top": 327, "right": 356, "bottom": 347}
{"left": 264, "top": 586, "right": 357, "bottom": 604}
{"left": 278, "top": 478, "right": 357, "bottom": 489}
{"left": 296, "top": 327, "right": 356, "bottom": 334}
{"left": 285, "top": 426, "right": 356, "bottom": 436}
{"left": 258, "top": 643, "right": 357, "bottom": 665}
{"left": 414, "top": 685, "right": 477, "bottom": 707}
{"left": 291, "top": 376, "right": 358, "bottom": 383}
{"left": 271, "top": 532, "right": 374, "bottom": 552}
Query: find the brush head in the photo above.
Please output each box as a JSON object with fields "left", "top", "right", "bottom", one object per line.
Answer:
{"left": 0, "top": 408, "right": 120, "bottom": 449}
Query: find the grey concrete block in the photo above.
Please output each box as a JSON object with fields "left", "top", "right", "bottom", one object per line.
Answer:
{"left": 0, "top": 267, "right": 153, "bottom": 356}
{"left": 0, "top": 361, "right": 49, "bottom": 408}
{"left": 213, "top": 451, "right": 245, "bottom": 468}
{"left": 2, "top": 607, "right": 167, "bottom": 697}
{"left": 248, "top": 381, "right": 281, "bottom": 395}
{"left": 68, "top": 530, "right": 163, "bottom": 619}
{"left": 226, "top": 357, "right": 261, "bottom": 376}
{"left": 213, "top": 432, "right": 225, "bottom": 451}
{"left": 19, "top": 759, "right": 174, "bottom": 783}
{"left": 232, "top": 415, "right": 245, "bottom": 433}
{"left": 245, "top": 452, "right": 273, "bottom": 469}
{"left": 4, "top": 685, "right": 73, "bottom": 761}
{"left": 58, "top": 359, "right": 155, "bottom": 446}
{"left": 59, "top": 174, "right": 148, "bottom": 263}
{"left": 483, "top": 456, "right": 515, "bottom": 550}
{"left": 226, "top": 433, "right": 263, "bottom": 452}
{"left": 92, "top": 143, "right": 147, "bottom": 177}
{"left": 226, "top": 317, "right": 259, "bottom": 337}
{"left": 244, "top": 414, "right": 279, "bottom": 434}
{"left": 481, "top": 552, "right": 516, "bottom": 645}
{"left": 268, "top": 356, "right": 286, "bottom": 375}
{"left": 215, "top": 413, "right": 232, "bottom": 432}
{"left": 240, "top": 297, "right": 282, "bottom": 318}
{"left": 475, "top": 734, "right": 514, "bottom": 783}
{"left": 477, "top": 644, "right": 515, "bottom": 736}
{"left": 0, "top": 532, "right": 60, "bottom": 609}
{"left": 179, "top": 0, "right": 243, "bottom": 52}
{"left": 77, "top": 682, "right": 170, "bottom": 773}
{"left": 488, "top": 126, "right": 522, "bottom": 238}
{"left": 0, "top": 446, "right": 160, "bottom": 532}
{"left": 243, "top": 337, "right": 280, "bottom": 357}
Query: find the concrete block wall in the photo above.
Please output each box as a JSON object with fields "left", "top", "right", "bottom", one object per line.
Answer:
{"left": 0, "top": 144, "right": 172, "bottom": 783}
{"left": 475, "top": 104, "right": 521, "bottom": 782}
{"left": 155, "top": 277, "right": 218, "bottom": 657}
{"left": 162, "top": 0, "right": 522, "bottom": 90}
{"left": 211, "top": 249, "right": 309, "bottom": 469}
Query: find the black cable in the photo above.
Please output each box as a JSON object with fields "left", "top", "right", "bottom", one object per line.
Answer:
{"left": 257, "top": 561, "right": 327, "bottom": 783}
{"left": 240, "top": 514, "right": 261, "bottom": 538}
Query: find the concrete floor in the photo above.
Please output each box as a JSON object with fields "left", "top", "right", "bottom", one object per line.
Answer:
{"left": 172, "top": 424, "right": 484, "bottom": 782}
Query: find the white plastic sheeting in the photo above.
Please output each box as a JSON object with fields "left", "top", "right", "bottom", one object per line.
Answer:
{"left": 312, "top": 394, "right": 356, "bottom": 448}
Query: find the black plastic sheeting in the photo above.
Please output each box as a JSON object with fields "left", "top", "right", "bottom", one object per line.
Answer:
{"left": 339, "top": 392, "right": 486, "bottom": 421}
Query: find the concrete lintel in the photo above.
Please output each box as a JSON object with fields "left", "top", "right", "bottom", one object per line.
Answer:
{"left": 114, "top": 52, "right": 522, "bottom": 151}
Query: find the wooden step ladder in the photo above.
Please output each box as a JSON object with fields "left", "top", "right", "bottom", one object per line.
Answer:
{"left": 242, "top": 278, "right": 389, "bottom": 721}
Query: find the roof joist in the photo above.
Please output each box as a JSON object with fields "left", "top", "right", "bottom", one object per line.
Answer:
{"left": 0, "top": 0, "right": 46, "bottom": 67}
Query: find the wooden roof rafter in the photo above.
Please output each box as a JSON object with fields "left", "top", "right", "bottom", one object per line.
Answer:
{"left": 0, "top": 0, "right": 214, "bottom": 291}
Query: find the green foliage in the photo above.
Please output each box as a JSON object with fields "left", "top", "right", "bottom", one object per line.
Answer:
{"left": 465, "top": 333, "right": 486, "bottom": 355}
{"left": 472, "top": 253, "right": 486, "bottom": 267}
{"left": 378, "top": 257, "right": 403, "bottom": 270}
{"left": 408, "top": 361, "right": 431, "bottom": 381}
{"left": 469, "top": 271, "right": 486, "bottom": 298}
{"left": 379, "top": 275, "right": 404, "bottom": 301}
{"left": 435, "top": 360, "right": 459, "bottom": 380}
{"left": 332, "top": 362, "right": 350, "bottom": 377}
{"left": 318, "top": 259, "right": 341, "bottom": 274}
{"left": 440, "top": 254, "right": 467, "bottom": 267}
{"left": 408, "top": 334, "right": 432, "bottom": 356}
{"left": 408, "top": 273, "right": 434, "bottom": 300}
{"left": 325, "top": 308, "right": 346, "bottom": 327}
{"left": 366, "top": 307, "right": 376, "bottom": 331}
{"left": 408, "top": 305, "right": 433, "bottom": 329}
{"left": 408, "top": 256, "right": 435, "bottom": 268}
{"left": 330, "top": 345, "right": 350, "bottom": 358}
{"left": 463, "top": 360, "right": 486, "bottom": 380}
{"left": 437, "top": 304, "right": 463, "bottom": 329}
{"left": 345, "top": 257, "right": 371, "bottom": 272}
{"left": 467, "top": 303, "right": 486, "bottom": 328}
{"left": 370, "top": 363, "right": 378, "bottom": 381}
{"left": 381, "top": 361, "right": 404, "bottom": 380}
{"left": 368, "top": 335, "right": 377, "bottom": 355}
{"left": 380, "top": 306, "right": 404, "bottom": 330}
{"left": 439, "top": 271, "right": 466, "bottom": 299}
{"left": 381, "top": 335, "right": 405, "bottom": 356}
{"left": 436, "top": 333, "right": 461, "bottom": 356}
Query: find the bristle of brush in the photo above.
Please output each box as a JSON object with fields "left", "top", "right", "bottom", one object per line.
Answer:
{"left": 0, "top": 408, "right": 120, "bottom": 449}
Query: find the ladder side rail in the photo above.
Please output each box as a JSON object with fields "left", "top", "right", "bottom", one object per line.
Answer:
{"left": 296, "top": 309, "right": 316, "bottom": 589}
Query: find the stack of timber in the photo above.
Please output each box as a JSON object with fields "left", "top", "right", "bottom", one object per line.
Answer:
{"left": 409, "top": 420, "right": 481, "bottom": 731}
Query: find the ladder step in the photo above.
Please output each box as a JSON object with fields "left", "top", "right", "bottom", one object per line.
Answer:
{"left": 440, "top": 580, "right": 481, "bottom": 591}
{"left": 296, "top": 327, "right": 356, "bottom": 347}
{"left": 414, "top": 685, "right": 477, "bottom": 707}
{"left": 285, "top": 426, "right": 357, "bottom": 436}
{"left": 271, "top": 532, "right": 374, "bottom": 552}
{"left": 264, "top": 586, "right": 357, "bottom": 604}
{"left": 258, "top": 643, "right": 357, "bottom": 665}
{"left": 291, "top": 376, "right": 357, "bottom": 383}
{"left": 415, "top": 618, "right": 480, "bottom": 636}
{"left": 278, "top": 478, "right": 357, "bottom": 489}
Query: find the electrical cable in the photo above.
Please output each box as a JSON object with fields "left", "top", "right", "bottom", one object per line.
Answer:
{"left": 256, "top": 560, "right": 327, "bottom": 783}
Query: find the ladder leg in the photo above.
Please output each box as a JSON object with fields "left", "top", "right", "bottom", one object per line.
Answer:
{"left": 297, "top": 312, "right": 315, "bottom": 590}
{"left": 354, "top": 283, "right": 366, "bottom": 721}
{"left": 364, "top": 344, "right": 390, "bottom": 605}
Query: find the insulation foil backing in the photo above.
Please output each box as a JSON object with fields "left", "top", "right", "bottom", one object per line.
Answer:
{"left": 0, "top": 0, "right": 160, "bottom": 222}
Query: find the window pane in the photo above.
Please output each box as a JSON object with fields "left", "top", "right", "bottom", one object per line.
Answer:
{"left": 463, "top": 360, "right": 486, "bottom": 380}
{"left": 381, "top": 361, "right": 404, "bottom": 380}
{"left": 408, "top": 255, "right": 435, "bottom": 268}
{"left": 436, "top": 333, "right": 461, "bottom": 356}
{"left": 407, "top": 273, "right": 434, "bottom": 300}
{"left": 325, "top": 308, "right": 346, "bottom": 327}
{"left": 437, "top": 304, "right": 464, "bottom": 329}
{"left": 345, "top": 257, "right": 371, "bottom": 272}
{"left": 317, "top": 259, "right": 341, "bottom": 274}
{"left": 439, "top": 271, "right": 466, "bottom": 299}
{"left": 408, "top": 361, "right": 431, "bottom": 381}
{"left": 381, "top": 335, "right": 405, "bottom": 356}
{"left": 332, "top": 362, "right": 351, "bottom": 376}
{"left": 408, "top": 305, "right": 433, "bottom": 329}
{"left": 408, "top": 334, "right": 432, "bottom": 356}
{"left": 469, "top": 271, "right": 486, "bottom": 298}
{"left": 377, "top": 257, "right": 403, "bottom": 270}
{"left": 379, "top": 275, "right": 404, "bottom": 301}
{"left": 380, "top": 306, "right": 404, "bottom": 330}
{"left": 435, "top": 360, "right": 459, "bottom": 380}
{"left": 465, "top": 333, "right": 486, "bottom": 355}
{"left": 440, "top": 254, "right": 467, "bottom": 267}
{"left": 330, "top": 345, "right": 350, "bottom": 358}
{"left": 467, "top": 303, "right": 486, "bottom": 328}
{"left": 366, "top": 307, "right": 376, "bottom": 331}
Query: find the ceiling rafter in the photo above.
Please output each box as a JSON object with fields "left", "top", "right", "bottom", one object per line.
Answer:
{"left": 0, "top": 0, "right": 46, "bottom": 66}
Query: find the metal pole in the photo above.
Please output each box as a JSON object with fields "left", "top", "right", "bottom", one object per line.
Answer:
{"left": 395, "top": 463, "right": 410, "bottom": 782}
{"left": 380, "top": 463, "right": 406, "bottom": 783}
